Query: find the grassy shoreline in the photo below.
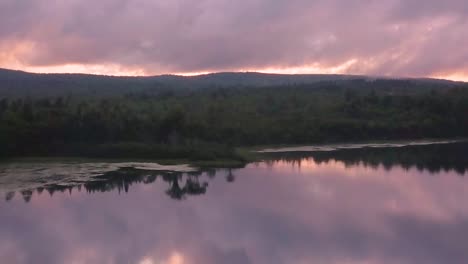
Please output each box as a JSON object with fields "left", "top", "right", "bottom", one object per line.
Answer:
{"left": 2, "top": 138, "right": 465, "bottom": 169}
{"left": 0, "top": 157, "right": 249, "bottom": 169}
{"left": 1, "top": 141, "right": 251, "bottom": 168}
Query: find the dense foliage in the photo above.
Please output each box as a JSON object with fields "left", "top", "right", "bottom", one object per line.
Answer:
{"left": 0, "top": 73, "right": 467, "bottom": 160}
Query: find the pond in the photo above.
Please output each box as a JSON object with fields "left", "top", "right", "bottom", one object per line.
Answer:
{"left": 1, "top": 142, "right": 468, "bottom": 264}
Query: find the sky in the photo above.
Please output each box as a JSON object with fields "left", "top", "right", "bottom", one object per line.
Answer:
{"left": 1, "top": 0, "right": 468, "bottom": 80}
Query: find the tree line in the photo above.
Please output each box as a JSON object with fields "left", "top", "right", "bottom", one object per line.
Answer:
{"left": 0, "top": 82, "right": 467, "bottom": 160}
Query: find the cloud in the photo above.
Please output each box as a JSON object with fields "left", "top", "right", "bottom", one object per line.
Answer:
{"left": 0, "top": 0, "right": 467, "bottom": 80}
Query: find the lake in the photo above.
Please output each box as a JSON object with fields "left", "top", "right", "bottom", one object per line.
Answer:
{"left": 1, "top": 142, "right": 468, "bottom": 264}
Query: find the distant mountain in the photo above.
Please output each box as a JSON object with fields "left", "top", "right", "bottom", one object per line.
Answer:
{"left": 0, "top": 68, "right": 465, "bottom": 98}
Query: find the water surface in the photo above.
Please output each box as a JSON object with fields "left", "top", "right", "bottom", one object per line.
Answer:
{"left": 1, "top": 143, "right": 468, "bottom": 264}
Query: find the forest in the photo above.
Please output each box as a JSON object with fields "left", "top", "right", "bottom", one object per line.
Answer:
{"left": 0, "top": 69, "right": 467, "bottom": 163}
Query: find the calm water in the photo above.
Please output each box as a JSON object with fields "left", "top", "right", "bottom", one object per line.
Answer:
{"left": 1, "top": 143, "right": 468, "bottom": 264}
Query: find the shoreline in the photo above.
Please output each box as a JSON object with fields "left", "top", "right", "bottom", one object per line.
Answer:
{"left": 255, "top": 138, "right": 468, "bottom": 153}
{"left": 1, "top": 138, "right": 466, "bottom": 168}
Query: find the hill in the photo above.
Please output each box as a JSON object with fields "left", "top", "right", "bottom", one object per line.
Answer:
{"left": 0, "top": 68, "right": 465, "bottom": 98}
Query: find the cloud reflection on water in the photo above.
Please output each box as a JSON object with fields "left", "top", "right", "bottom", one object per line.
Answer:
{"left": 1, "top": 148, "right": 468, "bottom": 263}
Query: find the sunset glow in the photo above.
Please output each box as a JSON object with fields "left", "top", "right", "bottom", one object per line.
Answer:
{"left": 0, "top": 0, "right": 467, "bottom": 80}
{"left": 2, "top": 60, "right": 467, "bottom": 82}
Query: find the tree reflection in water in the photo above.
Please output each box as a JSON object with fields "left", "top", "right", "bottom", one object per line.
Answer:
{"left": 4, "top": 142, "right": 468, "bottom": 203}
{"left": 261, "top": 142, "right": 468, "bottom": 175}
{"left": 4, "top": 168, "right": 238, "bottom": 203}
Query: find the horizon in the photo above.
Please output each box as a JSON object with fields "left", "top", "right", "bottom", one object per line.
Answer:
{"left": 1, "top": 0, "right": 468, "bottom": 82}
{"left": 1, "top": 65, "right": 468, "bottom": 82}
{"left": 0, "top": 67, "right": 465, "bottom": 83}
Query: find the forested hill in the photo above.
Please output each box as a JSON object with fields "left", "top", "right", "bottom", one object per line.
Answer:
{"left": 0, "top": 67, "right": 468, "bottom": 161}
{"left": 0, "top": 68, "right": 465, "bottom": 98}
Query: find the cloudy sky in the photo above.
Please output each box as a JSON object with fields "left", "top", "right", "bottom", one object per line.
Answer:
{"left": 1, "top": 0, "right": 468, "bottom": 80}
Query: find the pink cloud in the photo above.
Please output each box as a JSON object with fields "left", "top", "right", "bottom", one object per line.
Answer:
{"left": 0, "top": 0, "right": 467, "bottom": 80}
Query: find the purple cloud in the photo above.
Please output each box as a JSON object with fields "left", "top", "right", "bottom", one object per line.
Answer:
{"left": 0, "top": 0, "right": 467, "bottom": 79}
